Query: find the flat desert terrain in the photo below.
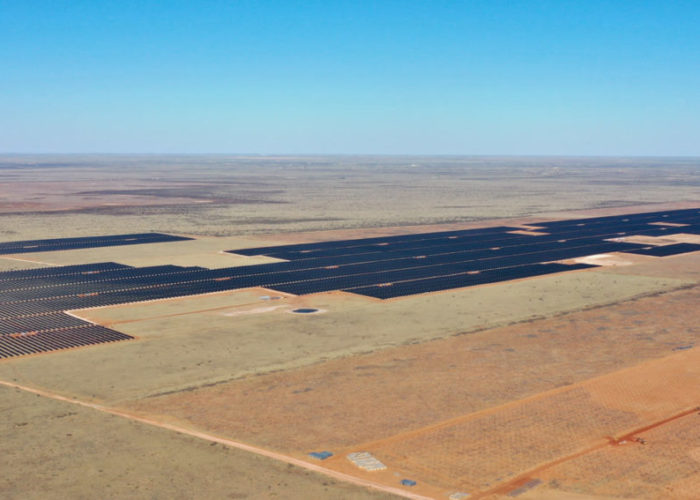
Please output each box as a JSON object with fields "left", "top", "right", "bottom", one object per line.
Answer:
{"left": 0, "top": 155, "right": 699, "bottom": 499}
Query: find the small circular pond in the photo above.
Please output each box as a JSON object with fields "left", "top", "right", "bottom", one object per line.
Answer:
{"left": 291, "top": 308, "right": 319, "bottom": 314}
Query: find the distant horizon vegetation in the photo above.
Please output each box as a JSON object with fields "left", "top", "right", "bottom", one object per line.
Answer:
{"left": 1, "top": 153, "right": 700, "bottom": 159}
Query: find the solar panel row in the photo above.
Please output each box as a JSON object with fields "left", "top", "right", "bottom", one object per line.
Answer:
{"left": 222, "top": 207, "right": 699, "bottom": 298}
{"left": 624, "top": 243, "right": 700, "bottom": 257}
{"left": 346, "top": 263, "right": 594, "bottom": 299}
{"left": 228, "top": 209, "right": 700, "bottom": 255}
{"left": 0, "top": 325, "right": 132, "bottom": 359}
{"left": 0, "top": 312, "right": 87, "bottom": 335}
{"left": 260, "top": 223, "right": 676, "bottom": 263}
{"left": 228, "top": 209, "right": 700, "bottom": 261}
{"left": 0, "top": 233, "right": 191, "bottom": 255}
{"left": 231, "top": 226, "right": 512, "bottom": 257}
{"left": 0, "top": 266, "right": 205, "bottom": 297}
{"left": 533, "top": 208, "right": 700, "bottom": 229}
{"left": 0, "top": 262, "right": 130, "bottom": 282}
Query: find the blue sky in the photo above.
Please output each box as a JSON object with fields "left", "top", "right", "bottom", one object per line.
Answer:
{"left": 1, "top": 0, "right": 699, "bottom": 155}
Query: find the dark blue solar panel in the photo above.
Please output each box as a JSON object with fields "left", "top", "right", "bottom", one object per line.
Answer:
{"left": 0, "top": 233, "right": 192, "bottom": 255}
{"left": 622, "top": 243, "right": 700, "bottom": 257}
{"left": 228, "top": 226, "right": 513, "bottom": 257}
{"left": 0, "top": 262, "right": 131, "bottom": 282}
{"left": 345, "top": 263, "right": 595, "bottom": 299}
{"left": 0, "top": 207, "right": 698, "bottom": 320}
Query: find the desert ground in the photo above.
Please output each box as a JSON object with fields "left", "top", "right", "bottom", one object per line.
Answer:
{"left": 0, "top": 155, "right": 699, "bottom": 499}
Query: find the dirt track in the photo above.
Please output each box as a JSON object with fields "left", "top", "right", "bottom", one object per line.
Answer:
{"left": 1, "top": 175, "right": 698, "bottom": 499}
{"left": 124, "top": 285, "right": 700, "bottom": 452}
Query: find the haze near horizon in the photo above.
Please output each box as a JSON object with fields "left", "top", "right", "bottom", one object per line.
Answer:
{"left": 1, "top": 0, "right": 699, "bottom": 155}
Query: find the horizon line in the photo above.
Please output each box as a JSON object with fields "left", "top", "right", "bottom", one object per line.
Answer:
{"left": 2, "top": 152, "right": 700, "bottom": 159}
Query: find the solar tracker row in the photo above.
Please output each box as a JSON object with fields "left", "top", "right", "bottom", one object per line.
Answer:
{"left": 268, "top": 256, "right": 597, "bottom": 296}
{"left": 346, "top": 263, "right": 595, "bottom": 299}
{"left": 229, "top": 226, "right": 514, "bottom": 257}
{"left": 0, "top": 266, "right": 205, "bottom": 297}
{"left": 0, "top": 262, "right": 130, "bottom": 282}
{"left": 0, "top": 325, "right": 132, "bottom": 359}
{"left": 287, "top": 224, "right": 670, "bottom": 261}
{"left": 0, "top": 312, "right": 88, "bottom": 335}
{"left": 0, "top": 300, "right": 56, "bottom": 319}
{"left": 0, "top": 233, "right": 191, "bottom": 255}
{"left": 219, "top": 207, "right": 699, "bottom": 298}
{"left": 533, "top": 208, "right": 700, "bottom": 229}
{"left": 228, "top": 210, "right": 700, "bottom": 261}
{"left": 623, "top": 243, "right": 700, "bottom": 257}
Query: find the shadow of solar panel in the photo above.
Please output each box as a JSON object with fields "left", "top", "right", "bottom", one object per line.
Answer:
{"left": 0, "top": 325, "right": 133, "bottom": 359}
{"left": 621, "top": 243, "right": 700, "bottom": 257}
{"left": 345, "top": 263, "right": 595, "bottom": 299}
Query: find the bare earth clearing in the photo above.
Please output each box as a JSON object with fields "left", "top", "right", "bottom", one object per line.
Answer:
{"left": 1, "top": 156, "right": 699, "bottom": 499}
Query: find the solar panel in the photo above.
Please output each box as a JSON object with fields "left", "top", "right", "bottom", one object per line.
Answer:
{"left": 0, "top": 233, "right": 192, "bottom": 255}
{"left": 622, "top": 243, "right": 700, "bottom": 257}
{"left": 0, "top": 206, "right": 697, "bottom": 360}
{"left": 345, "top": 263, "right": 595, "bottom": 299}
{"left": 0, "top": 325, "right": 133, "bottom": 359}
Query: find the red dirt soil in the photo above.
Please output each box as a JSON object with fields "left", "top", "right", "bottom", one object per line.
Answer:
{"left": 123, "top": 285, "right": 700, "bottom": 496}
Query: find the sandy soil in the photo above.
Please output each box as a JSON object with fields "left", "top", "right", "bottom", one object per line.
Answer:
{"left": 0, "top": 386, "right": 395, "bottom": 500}
{"left": 0, "top": 257, "right": 50, "bottom": 272}
{"left": 1, "top": 156, "right": 699, "bottom": 241}
{"left": 120, "top": 285, "right": 700, "bottom": 454}
{"left": 0, "top": 270, "right": 684, "bottom": 404}
{"left": 0, "top": 157, "right": 698, "bottom": 499}
{"left": 7, "top": 236, "right": 288, "bottom": 269}
{"left": 602, "top": 250, "right": 700, "bottom": 281}
{"left": 351, "top": 347, "right": 700, "bottom": 493}
{"left": 521, "top": 394, "right": 700, "bottom": 499}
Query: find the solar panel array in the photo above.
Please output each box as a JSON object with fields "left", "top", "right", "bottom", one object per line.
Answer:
{"left": 228, "top": 207, "right": 700, "bottom": 300}
{"left": 0, "top": 263, "right": 141, "bottom": 359}
{"left": 0, "top": 208, "right": 698, "bottom": 359}
{"left": 623, "top": 243, "right": 700, "bottom": 257}
{"left": 0, "top": 233, "right": 192, "bottom": 255}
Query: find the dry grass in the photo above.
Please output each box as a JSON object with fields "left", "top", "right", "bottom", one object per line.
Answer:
{"left": 121, "top": 285, "right": 700, "bottom": 455}
{"left": 0, "top": 386, "right": 394, "bottom": 500}
{"left": 0, "top": 270, "right": 684, "bottom": 403}
{"left": 1, "top": 155, "right": 699, "bottom": 240}
{"left": 11, "top": 236, "right": 288, "bottom": 269}
{"left": 355, "top": 347, "right": 700, "bottom": 494}
{"left": 0, "top": 157, "right": 698, "bottom": 499}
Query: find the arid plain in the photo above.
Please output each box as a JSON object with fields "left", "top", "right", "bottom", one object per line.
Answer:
{"left": 1, "top": 155, "right": 699, "bottom": 499}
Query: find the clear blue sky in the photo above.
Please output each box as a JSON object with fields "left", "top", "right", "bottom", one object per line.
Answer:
{"left": 1, "top": 0, "right": 699, "bottom": 155}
